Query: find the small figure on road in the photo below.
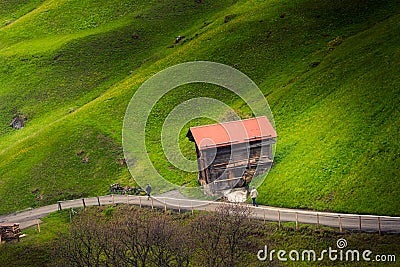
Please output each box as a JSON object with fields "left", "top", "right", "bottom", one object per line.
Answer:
{"left": 250, "top": 186, "right": 258, "bottom": 207}
{"left": 145, "top": 184, "right": 152, "bottom": 200}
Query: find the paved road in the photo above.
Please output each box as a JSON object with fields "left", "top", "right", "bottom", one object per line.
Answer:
{"left": 0, "top": 195, "right": 399, "bottom": 234}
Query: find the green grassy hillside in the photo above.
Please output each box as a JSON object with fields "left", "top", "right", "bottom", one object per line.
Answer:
{"left": 0, "top": 0, "right": 399, "bottom": 215}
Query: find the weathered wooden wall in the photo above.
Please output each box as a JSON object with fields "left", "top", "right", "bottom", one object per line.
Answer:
{"left": 197, "top": 139, "right": 275, "bottom": 194}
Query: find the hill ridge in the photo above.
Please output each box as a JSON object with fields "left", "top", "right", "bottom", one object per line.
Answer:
{"left": 0, "top": 0, "right": 399, "bottom": 216}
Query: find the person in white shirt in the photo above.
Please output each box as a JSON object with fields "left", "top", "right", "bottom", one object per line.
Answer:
{"left": 250, "top": 186, "right": 259, "bottom": 207}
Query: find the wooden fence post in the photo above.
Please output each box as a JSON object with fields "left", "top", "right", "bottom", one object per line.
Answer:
{"left": 317, "top": 213, "right": 320, "bottom": 229}
{"left": 278, "top": 210, "right": 281, "bottom": 228}
{"left": 37, "top": 220, "right": 41, "bottom": 233}
{"left": 359, "top": 216, "right": 362, "bottom": 232}
{"left": 151, "top": 198, "right": 154, "bottom": 209}
{"left": 295, "top": 212, "right": 299, "bottom": 230}
{"left": 112, "top": 194, "right": 115, "bottom": 205}
{"left": 338, "top": 215, "right": 343, "bottom": 233}
{"left": 127, "top": 195, "right": 129, "bottom": 205}
{"left": 164, "top": 201, "right": 167, "bottom": 212}
{"left": 139, "top": 197, "right": 142, "bottom": 208}
{"left": 263, "top": 209, "right": 266, "bottom": 222}
{"left": 378, "top": 217, "right": 381, "bottom": 235}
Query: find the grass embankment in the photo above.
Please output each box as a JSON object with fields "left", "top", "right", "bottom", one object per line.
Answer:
{"left": 0, "top": 210, "right": 70, "bottom": 267}
{"left": 0, "top": 0, "right": 399, "bottom": 215}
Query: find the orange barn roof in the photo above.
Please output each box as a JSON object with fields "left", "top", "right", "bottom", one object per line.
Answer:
{"left": 187, "top": 116, "right": 277, "bottom": 150}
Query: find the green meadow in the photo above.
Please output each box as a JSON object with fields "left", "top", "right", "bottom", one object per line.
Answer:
{"left": 0, "top": 0, "right": 399, "bottom": 216}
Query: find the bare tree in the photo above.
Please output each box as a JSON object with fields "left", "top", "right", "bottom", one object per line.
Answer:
{"left": 191, "top": 203, "right": 252, "bottom": 267}
{"left": 148, "top": 214, "right": 177, "bottom": 266}
{"left": 168, "top": 219, "right": 194, "bottom": 267}
{"left": 148, "top": 212, "right": 194, "bottom": 267}
{"left": 55, "top": 204, "right": 253, "bottom": 267}
{"left": 101, "top": 216, "right": 127, "bottom": 267}
{"left": 217, "top": 203, "right": 252, "bottom": 267}
{"left": 57, "top": 209, "right": 107, "bottom": 267}
{"left": 117, "top": 208, "right": 154, "bottom": 267}
{"left": 193, "top": 211, "right": 225, "bottom": 266}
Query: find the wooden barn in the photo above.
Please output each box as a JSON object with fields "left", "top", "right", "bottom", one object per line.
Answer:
{"left": 186, "top": 116, "right": 277, "bottom": 194}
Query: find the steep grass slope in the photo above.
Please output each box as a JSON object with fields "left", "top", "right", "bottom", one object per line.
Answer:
{"left": 0, "top": 0, "right": 399, "bottom": 215}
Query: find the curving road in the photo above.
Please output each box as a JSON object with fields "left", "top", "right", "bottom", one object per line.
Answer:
{"left": 0, "top": 194, "right": 399, "bottom": 234}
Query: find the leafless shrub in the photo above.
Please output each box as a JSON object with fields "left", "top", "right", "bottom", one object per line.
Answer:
{"left": 191, "top": 203, "right": 252, "bottom": 267}
{"left": 56, "top": 209, "right": 107, "bottom": 267}
{"left": 55, "top": 204, "right": 253, "bottom": 267}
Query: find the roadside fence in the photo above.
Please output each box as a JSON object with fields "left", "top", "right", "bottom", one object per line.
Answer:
{"left": 55, "top": 194, "right": 400, "bottom": 234}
